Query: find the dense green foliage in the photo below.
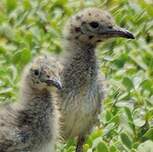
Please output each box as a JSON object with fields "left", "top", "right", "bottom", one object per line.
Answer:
{"left": 0, "top": 0, "right": 153, "bottom": 151}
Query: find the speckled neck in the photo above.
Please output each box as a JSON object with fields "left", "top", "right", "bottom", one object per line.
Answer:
{"left": 19, "top": 80, "right": 53, "bottom": 125}
{"left": 15, "top": 80, "right": 54, "bottom": 150}
{"left": 62, "top": 40, "right": 98, "bottom": 94}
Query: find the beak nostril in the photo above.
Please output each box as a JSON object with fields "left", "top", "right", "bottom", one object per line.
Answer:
{"left": 108, "top": 26, "right": 113, "bottom": 29}
{"left": 75, "top": 27, "right": 81, "bottom": 32}
{"left": 89, "top": 35, "right": 94, "bottom": 39}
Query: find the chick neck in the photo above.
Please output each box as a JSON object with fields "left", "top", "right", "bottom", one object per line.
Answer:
{"left": 62, "top": 39, "right": 98, "bottom": 94}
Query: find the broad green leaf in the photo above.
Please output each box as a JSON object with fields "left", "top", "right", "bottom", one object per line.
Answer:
{"left": 144, "top": 128, "right": 153, "bottom": 141}
{"left": 124, "top": 107, "right": 133, "bottom": 121}
{"left": 96, "top": 141, "right": 109, "bottom": 152}
{"left": 140, "top": 79, "right": 153, "bottom": 92}
{"left": 6, "top": 0, "right": 17, "bottom": 12}
{"left": 122, "top": 77, "right": 134, "bottom": 90}
{"left": 13, "top": 48, "right": 32, "bottom": 65}
{"left": 120, "top": 132, "right": 133, "bottom": 149}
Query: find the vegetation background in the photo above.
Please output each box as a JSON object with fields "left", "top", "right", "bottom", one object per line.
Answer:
{"left": 0, "top": 0, "right": 153, "bottom": 151}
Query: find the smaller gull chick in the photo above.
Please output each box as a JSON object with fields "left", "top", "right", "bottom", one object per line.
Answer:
{"left": 0, "top": 55, "right": 62, "bottom": 152}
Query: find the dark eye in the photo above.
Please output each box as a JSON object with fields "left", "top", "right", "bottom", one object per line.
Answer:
{"left": 89, "top": 22, "right": 99, "bottom": 28}
{"left": 34, "top": 69, "right": 39, "bottom": 76}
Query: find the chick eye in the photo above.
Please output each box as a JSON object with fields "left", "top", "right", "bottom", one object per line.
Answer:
{"left": 89, "top": 22, "right": 99, "bottom": 28}
{"left": 34, "top": 69, "right": 39, "bottom": 76}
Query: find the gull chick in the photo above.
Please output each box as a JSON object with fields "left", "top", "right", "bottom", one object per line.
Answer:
{"left": 0, "top": 56, "right": 62, "bottom": 152}
{"left": 59, "top": 7, "right": 134, "bottom": 152}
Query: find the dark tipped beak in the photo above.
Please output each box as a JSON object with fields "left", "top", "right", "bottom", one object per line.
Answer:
{"left": 101, "top": 26, "right": 135, "bottom": 39}
{"left": 112, "top": 27, "right": 135, "bottom": 39}
{"left": 46, "top": 79, "right": 62, "bottom": 90}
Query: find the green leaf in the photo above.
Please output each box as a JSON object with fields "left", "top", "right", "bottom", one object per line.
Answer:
{"left": 92, "top": 137, "right": 102, "bottom": 149}
{"left": 137, "top": 140, "right": 153, "bottom": 152}
{"left": 120, "top": 132, "right": 132, "bottom": 149}
{"left": 140, "top": 79, "right": 153, "bottom": 92}
{"left": 0, "top": 87, "right": 13, "bottom": 95}
{"left": 13, "top": 48, "right": 32, "bottom": 65}
{"left": 6, "top": 0, "right": 17, "bottom": 12}
{"left": 105, "top": 110, "right": 112, "bottom": 122}
{"left": 23, "top": 0, "right": 31, "bottom": 10}
{"left": 133, "top": 108, "right": 146, "bottom": 127}
{"left": 96, "top": 141, "right": 109, "bottom": 152}
{"left": 144, "top": 128, "right": 153, "bottom": 141}
{"left": 110, "top": 145, "right": 118, "bottom": 152}
{"left": 124, "top": 107, "right": 133, "bottom": 121}
{"left": 122, "top": 77, "right": 134, "bottom": 90}
{"left": 86, "top": 129, "right": 103, "bottom": 147}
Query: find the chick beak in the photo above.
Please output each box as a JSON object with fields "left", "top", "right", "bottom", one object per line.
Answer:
{"left": 100, "top": 26, "right": 135, "bottom": 39}
{"left": 46, "top": 79, "right": 62, "bottom": 90}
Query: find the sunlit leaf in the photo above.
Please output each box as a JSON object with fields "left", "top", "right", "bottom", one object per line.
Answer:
{"left": 137, "top": 140, "right": 153, "bottom": 152}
